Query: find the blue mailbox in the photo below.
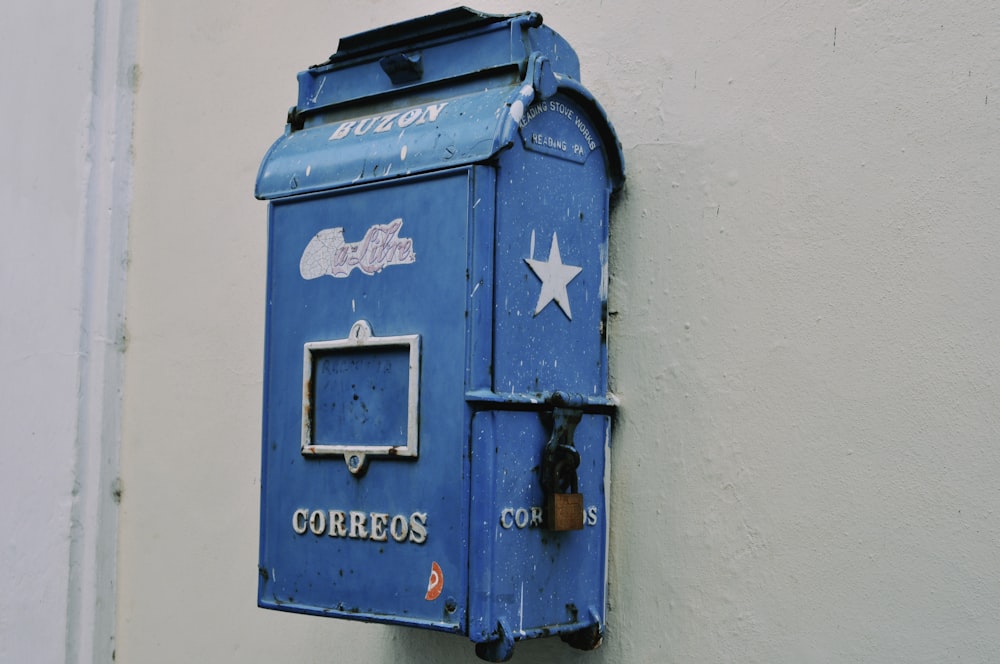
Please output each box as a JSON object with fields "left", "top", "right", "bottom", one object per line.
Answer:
{"left": 255, "top": 8, "right": 623, "bottom": 660}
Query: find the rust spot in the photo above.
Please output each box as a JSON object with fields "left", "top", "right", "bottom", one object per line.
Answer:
{"left": 566, "top": 603, "right": 579, "bottom": 621}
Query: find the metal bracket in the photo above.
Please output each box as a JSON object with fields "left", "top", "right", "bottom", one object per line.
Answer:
{"left": 561, "top": 608, "right": 604, "bottom": 651}
{"left": 474, "top": 619, "right": 515, "bottom": 662}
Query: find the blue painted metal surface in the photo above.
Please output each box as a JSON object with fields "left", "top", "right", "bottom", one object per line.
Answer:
{"left": 256, "top": 7, "right": 623, "bottom": 660}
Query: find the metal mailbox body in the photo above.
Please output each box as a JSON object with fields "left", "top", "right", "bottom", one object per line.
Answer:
{"left": 255, "top": 8, "right": 623, "bottom": 659}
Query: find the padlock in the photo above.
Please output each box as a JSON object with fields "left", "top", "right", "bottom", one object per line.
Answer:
{"left": 541, "top": 406, "right": 585, "bottom": 531}
{"left": 546, "top": 492, "right": 584, "bottom": 531}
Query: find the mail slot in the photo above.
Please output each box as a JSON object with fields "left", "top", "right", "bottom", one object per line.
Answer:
{"left": 255, "top": 7, "right": 624, "bottom": 660}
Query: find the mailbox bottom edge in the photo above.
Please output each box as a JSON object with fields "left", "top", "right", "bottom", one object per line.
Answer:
{"left": 257, "top": 595, "right": 465, "bottom": 634}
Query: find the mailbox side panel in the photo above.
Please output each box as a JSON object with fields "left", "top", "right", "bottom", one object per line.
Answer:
{"left": 259, "top": 171, "right": 472, "bottom": 631}
{"left": 492, "top": 95, "right": 613, "bottom": 397}
{"left": 468, "top": 95, "right": 617, "bottom": 643}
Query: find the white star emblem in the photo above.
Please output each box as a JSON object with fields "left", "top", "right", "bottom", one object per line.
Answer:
{"left": 524, "top": 231, "right": 583, "bottom": 320}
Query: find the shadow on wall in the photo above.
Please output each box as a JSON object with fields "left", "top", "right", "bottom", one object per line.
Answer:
{"left": 384, "top": 624, "right": 625, "bottom": 663}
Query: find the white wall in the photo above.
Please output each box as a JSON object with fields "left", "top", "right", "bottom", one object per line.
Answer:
{"left": 119, "top": 1, "right": 1000, "bottom": 662}
{"left": 0, "top": 1, "right": 133, "bottom": 663}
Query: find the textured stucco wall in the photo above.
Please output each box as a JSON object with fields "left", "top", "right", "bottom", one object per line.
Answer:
{"left": 120, "top": 1, "right": 1000, "bottom": 662}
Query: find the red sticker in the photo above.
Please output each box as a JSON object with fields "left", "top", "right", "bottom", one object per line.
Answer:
{"left": 424, "top": 561, "right": 443, "bottom": 601}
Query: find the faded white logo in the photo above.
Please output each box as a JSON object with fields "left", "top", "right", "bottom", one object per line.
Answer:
{"left": 300, "top": 218, "right": 415, "bottom": 279}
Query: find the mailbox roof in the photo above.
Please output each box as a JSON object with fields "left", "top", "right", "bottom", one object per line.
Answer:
{"left": 255, "top": 8, "right": 623, "bottom": 199}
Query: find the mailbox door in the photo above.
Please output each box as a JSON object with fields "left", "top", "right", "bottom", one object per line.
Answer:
{"left": 259, "top": 169, "right": 473, "bottom": 631}
{"left": 469, "top": 411, "right": 610, "bottom": 642}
